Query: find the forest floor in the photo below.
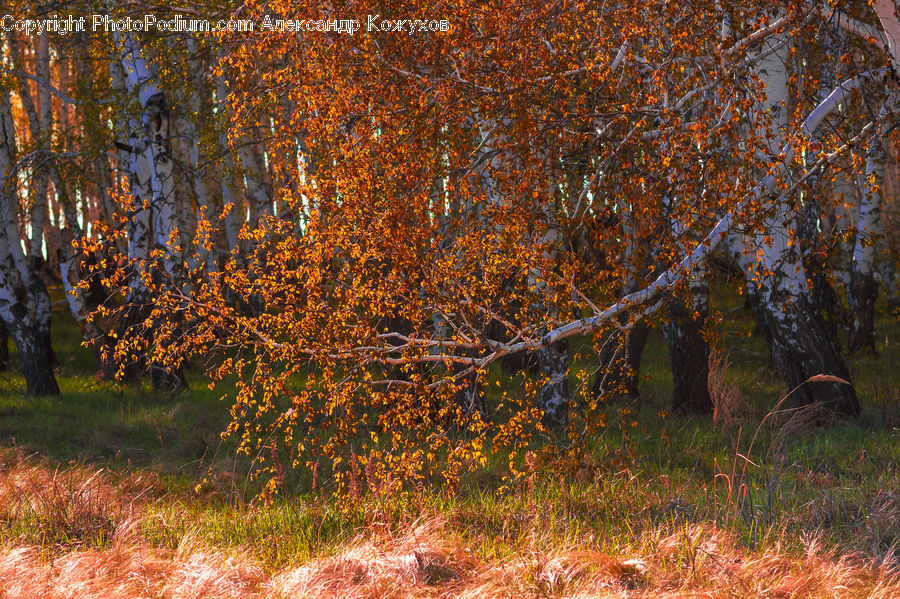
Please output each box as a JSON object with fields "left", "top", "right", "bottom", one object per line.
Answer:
{"left": 0, "top": 293, "right": 898, "bottom": 598}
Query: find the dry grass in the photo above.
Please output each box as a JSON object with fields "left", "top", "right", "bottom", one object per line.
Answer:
{"left": 2, "top": 516, "right": 898, "bottom": 598}
{"left": 794, "top": 489, "right": 900, "bottom": 561}
{"left": 2, "top": 446, "right": 899, "bottom": 598}
{"left": 647, "top": 526, "right": 899, "bottom": 598}
{"left": 0, "top": 536, "right": 266, "bottom": 598}
{"left": 707, "top": 352, "right": 746, "bottom": 430}
{"left": 0, "top": 451, "right": 147, "bottom": 548}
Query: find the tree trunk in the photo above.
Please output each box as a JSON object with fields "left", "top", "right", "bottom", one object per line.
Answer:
{"left": 799, "top": 197, "right": 846, "bottom": 341}
{"left": 116, "top": 32, "right": 187, "bottom": 391}
{"left": 848, "top": 131, "right": 886, "bottom": 354}
{"left": 738, "top": 23, "right": 859, "bottom": 418}
{"left": 661, "top": 168, "right": 713, "bottom": 414}
{"left": 11, "top": 319, "right": 59, "bottom": 396}
{"left": 848, "top": 266, "right": 878, "bottom": 354}
{"left": 111, "top": 54, "right": 153, "bottom": 373}
{"left": 592, "top": 319, "right": 649, "bottom": 401}
{"left": 0, "top": 84, "right": 59, "bottom": 395}
{"left": 800, "top": 24, "right": 849, "bottom": 341}
{"left": 0, "top": 256, "right": 58, "bottom": 395}
{"left": 185, "top": 38, "right": 216, "bottom": 275}
{"left": 58, "top": 226, "right": 116, "bottom": 380}
{"left": 663, "top": 290, "right": 713, "bottom": 415}
{"left": 29, "top": 33, "right": 51, "bottom": 264}
{"left": 215, "top": 60, "right": 244, "bottom": 266}
{"left": 0, "top": 318, "right": 9, "bottom": 371}
{"left": 736, "top": 205, "right": 860, "bottom": 418}
{"left": 537, "top": 339, "right": 570, "bottom": 428}
{"left": 757, "top": 296, "right": 859, "bottom": 416}
{"left": 453, "top": 365, "right": 487, "bottom": 422}
{"left": 878, "top": 255, "right": 900, "bottom": 315}
{"left": 151, "top": 363, "right": 188, "bottom": 393}
{"left": 30, "top": 270, "right": 54, "bottom": 367}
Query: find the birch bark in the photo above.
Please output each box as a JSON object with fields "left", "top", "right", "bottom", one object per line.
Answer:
{"left": 0, "top": 87, "right": 58, "bottom": 394}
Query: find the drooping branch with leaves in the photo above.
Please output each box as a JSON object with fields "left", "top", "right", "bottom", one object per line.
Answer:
{"left": 0, "top": 0, "right": 897, "bottom": 495}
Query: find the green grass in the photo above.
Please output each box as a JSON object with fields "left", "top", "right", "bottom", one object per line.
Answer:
{"left": 0, "top": 292, "right": 898, "bottom": 573}
{"left": 0, "top": 301, "right": 236, "bottom": 468}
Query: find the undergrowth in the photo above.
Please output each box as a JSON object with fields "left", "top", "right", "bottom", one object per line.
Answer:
{"left": 0, "top": 298, "right": 898, "bottom": 597}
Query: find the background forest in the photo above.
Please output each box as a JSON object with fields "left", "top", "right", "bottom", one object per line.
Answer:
{"left": 0, "top": 1, "right": 899, "bottom": 597}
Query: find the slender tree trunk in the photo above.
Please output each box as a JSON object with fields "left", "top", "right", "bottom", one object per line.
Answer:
{"left": 12, "top": 33, "right": 115, "bottom": 376}
{"left": 661, "top": 170, "right": 713, "bottom": 414}
{"left": 0, "top": 228, "right": 55, "bottom": 395}
{"left": 185, "top": 38, "right": 216, "bottom": 274}
{"left": 0, "top": 85, "right": 58, "bottom": 395}
{"left": 593, "top": 183, "right": 649, "bottom": 403}
{"left": 5, "top": 35, "right": 55, "bottom": 367}
{"left": 801, "top": 20, "right": 849, "bottom": 340}
{"left": 238, "top": 140, "right": 273, "bottom": 221}
{"left": 110, "top": 56, "right": 153, "bottom": 342}
{"left": 6, "top": 31, "right": 50, "bottom": 269}
{"left": 0, "top": 218, "right": 58, "bottom": 397}
{"left": 28, "top": 33, "right": 51, "bottom": 266}
{"left": 0, "top": 311, "right": 58, "bottom": 395}
{"left": 453, "top": 365, "right": 487, "bottom": 422}
{"left": 848, "top": 265, "right": 879, "bottom": 353}
{"left": 665, "top": 314, "right": 712, "bottom": 414}
{"left": 849, "top": 129, "right": 885, "bottom": 354}
{"left": 537, "top": 338, "right": 570, "bottom": 428}
{"left": 879, "top": 256, "right": 900, "bottom": 315}
{"left": 215, "top": 49, "right": 248, "bottom": 282}
{"left": 52, "top": 171, "right": 117, "bottom": 379}
{"left": 119, "top": 137, "right": 153, "bottom": 384}
{"left": 0, "top": 319, "right": 9, "bottom": 371}
{"left": 738, "top": 204, "right": 860, "bottom": 416}
{"left": 116, "top": 32, "right": 187, "bottom": 391}
{"left": 800, "top": 198, "right": 846, "bottom": 338}
{"left": 236, "top": 133, "right": 270, "bottom": 315}
{"left": 663, "top": 276, "right": 713, "bottom": 414}
{"left": 592, "top": 319, "right": 649, "bottom": 400}
{"left": 532, "top": 147, "right": 572, "bottom": 428}
{"left": 8, "top": 320, "right": 58, "bottom": 395}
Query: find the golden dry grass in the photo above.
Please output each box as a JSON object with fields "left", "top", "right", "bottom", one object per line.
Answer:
{"left": 1, "top": 457, "right": 899, "bottom": 598}
{"left": 2, "top": 517, "right": 898, "bottom": 598}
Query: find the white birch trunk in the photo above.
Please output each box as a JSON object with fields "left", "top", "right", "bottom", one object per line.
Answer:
{"left": 116, "top": 31, "right": 181, "bottom": 282}
{"left": 531, "top": 151, "right": 570, "bottom": 427}
{"left": 185, "top": 38, "right": 215, "bottom": 273}
{"left": 0, "top": 86, "right": 58, "bottom": 394}
{"left": 10, "top": 31, "right": 108, "bottom": 364}
{"left": 238, "top": 141, "right": 273, "bottom": 223}
{"left": 115, "top": 32, "right": 186, "bottom": 390}
{"left": 29, "top": 34, "right": 52, "bottom": 261}
{"left": 109, "top": 55, "right": 152, "bottom": 300}
{"left": 729, "top": 25, "right": 859, "bottom": 414}
{"left": 731, "top": 28, "right": 806, "bottom": 313}
{"left": 5, "top": 33, "right": 48, "bottom": 265}
{"left": 848, "top": 102, "right": 890, "bottom": 352}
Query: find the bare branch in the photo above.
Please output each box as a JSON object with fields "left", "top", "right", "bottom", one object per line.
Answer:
{"left": 16, "top": 71, "right": 88, "bottom": 106}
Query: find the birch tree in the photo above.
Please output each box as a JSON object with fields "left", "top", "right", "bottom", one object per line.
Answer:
{"left": 727, "top": 20, "right": 860, "bottom": 415}
{"left": 7, "top": 30, "right": 117, "bottom": 377}
{"left": 102, "top": 0, "right": 776, "bottom": 489}
{"left": 114, "top": 30, "right": 186, "bottom": 390}
{"left": 0, "top": 85, "right": 58, "bottom": 395}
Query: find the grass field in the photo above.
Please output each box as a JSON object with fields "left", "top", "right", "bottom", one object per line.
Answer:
{"left": 0, "top": 295, "right": 898, "bottom": 597}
